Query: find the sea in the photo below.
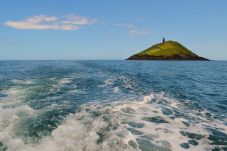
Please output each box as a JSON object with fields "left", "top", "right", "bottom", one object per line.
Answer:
{"left": 0, "top": 60, "right": 226, "bottom": 151}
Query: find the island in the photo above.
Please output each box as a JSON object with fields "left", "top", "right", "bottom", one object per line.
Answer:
{"left": 127, "top": 39, "right": 209, "bottom": 60}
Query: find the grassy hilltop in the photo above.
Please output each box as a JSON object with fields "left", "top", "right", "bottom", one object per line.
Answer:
{"left": 127, "top": 41, "right": 209, "bottom": 60}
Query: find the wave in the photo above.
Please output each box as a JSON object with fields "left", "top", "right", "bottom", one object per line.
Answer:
{"left": 1, "top": 89, "right": 226, "bottom": 151}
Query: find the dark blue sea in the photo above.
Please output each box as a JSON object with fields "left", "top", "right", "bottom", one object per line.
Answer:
{"left": 0, "top": 61, "right": 226, "bottom": 151}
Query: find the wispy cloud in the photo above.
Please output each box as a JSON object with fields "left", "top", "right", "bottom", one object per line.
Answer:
{"left": 5, "top": 14, "right": 150, "bottom": 35}
{"left": 113, "top": 23, "right": 151, "bottom": 35}
{"left": 5, "top": 15, "right": 96, "bottom": 30}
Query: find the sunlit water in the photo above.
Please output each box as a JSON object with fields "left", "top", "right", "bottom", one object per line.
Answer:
{"left": 0, "top": 60, "right": 226, "bottom": 151}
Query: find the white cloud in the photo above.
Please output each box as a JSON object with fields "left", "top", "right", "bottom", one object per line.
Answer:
{"left": 113, "top": 23, "right": 150, "bottom": 35}
{"left": 113, "top": 23, "right": 135, "bottom": 28}
{"left": 5, "top": 14, "right": 150, "bottom": 35}
{"left": 128, "top": 29, "right": 150, "bottom": 35}
{"left": 5, "top": 15, "right": 95, "bottom": 30}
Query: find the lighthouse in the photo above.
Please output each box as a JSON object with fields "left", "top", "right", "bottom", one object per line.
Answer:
{"left": 162, "top": 37, "right": 166, "bottom": 43}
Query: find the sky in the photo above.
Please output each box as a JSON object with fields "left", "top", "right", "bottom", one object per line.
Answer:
{"left": 0, "top": 0, "right": 227, "bottom": 60}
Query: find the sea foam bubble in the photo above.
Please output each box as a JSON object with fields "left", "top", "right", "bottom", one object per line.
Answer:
{"left": 0, "top": 91, "right": 226, "bottom": 151}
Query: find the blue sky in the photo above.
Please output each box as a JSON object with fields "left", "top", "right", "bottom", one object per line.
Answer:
{"left": 0, "top": 0, "right": 226, "bottom": 60}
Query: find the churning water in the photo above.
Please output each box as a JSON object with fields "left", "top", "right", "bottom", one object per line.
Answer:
{"left": 0, "top": 61, "right": 226, "bottom": 151}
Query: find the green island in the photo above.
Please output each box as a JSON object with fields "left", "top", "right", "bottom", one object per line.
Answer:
{"left": 127, "top": 39, "right": 209, "bottom": 60}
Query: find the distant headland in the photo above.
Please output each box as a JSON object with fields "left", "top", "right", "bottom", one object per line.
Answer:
{"left": 127, "top": 39, "right": 209, "bottom": 61}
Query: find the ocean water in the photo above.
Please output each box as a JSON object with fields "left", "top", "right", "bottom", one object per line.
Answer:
{"left": 0, "top": 60, "right": 226, "bottom": 151}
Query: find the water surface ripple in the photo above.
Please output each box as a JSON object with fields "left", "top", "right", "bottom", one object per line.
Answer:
{"left": 0, "top": 61, "right": 226, "bottom": 151}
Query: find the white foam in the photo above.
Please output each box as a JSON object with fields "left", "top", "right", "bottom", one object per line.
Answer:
{"left": 0, "top": 87, "right": 35, "bottom": 151}
{"left": 0, "top": 91, "right": 226, "bottom": 151}
{"left": 12, "top": 79, "right": 33, "bottom": 85}
{"left": 50, "top": 78, "right": 72, "bottom": 92}
{"left": 113, "top": 87, "right": 120, "bottom": 93}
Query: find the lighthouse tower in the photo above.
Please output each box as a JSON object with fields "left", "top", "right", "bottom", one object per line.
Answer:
{"left": 162, "top": 37, "right": 166, "bottom": 43}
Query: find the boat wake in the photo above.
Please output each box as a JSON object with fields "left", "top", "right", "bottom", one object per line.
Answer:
{"left": 1, "top": 90, "right": 226, "bottom": 151}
